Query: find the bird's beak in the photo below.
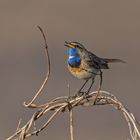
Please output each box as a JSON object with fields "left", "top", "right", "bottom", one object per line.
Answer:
{"left": 64, "top": 41, "right": 74, "bottom": 48}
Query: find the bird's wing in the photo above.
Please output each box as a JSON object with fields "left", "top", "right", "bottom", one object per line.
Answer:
{"left": 85, "top": 51, "right": 109, "bottom": 69}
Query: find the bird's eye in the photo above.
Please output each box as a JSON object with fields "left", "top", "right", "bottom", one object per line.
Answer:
{"left": 76, "top": 45, "right": 82, "bottom": 50}
{"left": 76, "top": 44, "right": 80, "bottom": 48}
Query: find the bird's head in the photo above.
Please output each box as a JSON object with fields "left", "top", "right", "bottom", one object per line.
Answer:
{"left": 64, "top": 41, "right": 85, "bottom": 52}
{"left": 65, "top": 41, "right": 87, "bottom": 58}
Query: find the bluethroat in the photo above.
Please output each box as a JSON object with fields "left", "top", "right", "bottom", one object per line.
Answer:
{"left": 65, "top": 41, "right": 125, "bottom": 102}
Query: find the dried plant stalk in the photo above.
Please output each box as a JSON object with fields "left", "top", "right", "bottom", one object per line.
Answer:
{"left": 23, "top": 26, "right": 51, "bottom": 107}
{"left": 70, "top": 109, "right": 74, "bottom": 140}
{"left": 6, "top": 91, "right": 140, "bottom": 140}
{"left": 5, "top": 27, "right": 140, "bottom": 140}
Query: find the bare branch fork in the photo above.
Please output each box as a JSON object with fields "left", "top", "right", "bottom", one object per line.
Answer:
{"left": 6, "top": 26, "right": 140, "bottom": 140}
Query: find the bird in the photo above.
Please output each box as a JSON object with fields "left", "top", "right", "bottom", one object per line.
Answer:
{"left": 65, "top": 41, "right": 125, "bottom": 102}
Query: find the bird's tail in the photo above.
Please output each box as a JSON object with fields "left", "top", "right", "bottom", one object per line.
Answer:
{"left": 104, "top": 58, "right": 126, "bottom": 63}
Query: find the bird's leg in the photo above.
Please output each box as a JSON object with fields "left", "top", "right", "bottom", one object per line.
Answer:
{"left": 94, "top": 70, "right": 103, "bottom": 104}
{"left": 85, "top": 78, "right": 95, "bottom": 96}
{"left": 76, "top": 79, "right": 89, "bottom": 96}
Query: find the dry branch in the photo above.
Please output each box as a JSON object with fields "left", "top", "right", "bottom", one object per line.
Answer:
{"left": 23, "top": 26, "right": 51, "bottom": 107}
{"left": 6, "top": 91, "right": 140, "bottom": 140}
{"left": 5, "top": 26, "right": 140, "bottom": 140}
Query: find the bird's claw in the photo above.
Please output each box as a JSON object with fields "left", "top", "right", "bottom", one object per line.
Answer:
{"left": 76, "top": 91, "right": 85, "bottom": 97}
{"left": 76, "top": 90, "right": 90, "bottom": 98}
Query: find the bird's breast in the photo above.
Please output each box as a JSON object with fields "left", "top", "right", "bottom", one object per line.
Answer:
{"left": 68, "top": 63, "right": 97, "bottom": 80}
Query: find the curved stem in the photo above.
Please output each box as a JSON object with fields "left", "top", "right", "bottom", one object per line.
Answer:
{"left": 24, "top": 26, "right": 51, "bottom": 107}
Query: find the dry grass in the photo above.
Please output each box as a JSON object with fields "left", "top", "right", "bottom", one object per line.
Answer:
{"left": 5, "top": 26, "right": 140, "bottom": 140}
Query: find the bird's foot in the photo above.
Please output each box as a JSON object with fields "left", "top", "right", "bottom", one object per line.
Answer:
{"left": 93, "top": 92, "right": 100, "bottom": 105}
{"left": 75, "top": 91, "right": 85, "bottom": 97}
{"left": 94, "top": 98, "right": 98, "bottom": 105}
{"left": 75, "top": 91, "right": 91, "bottom": 101}
{"left": 82, "top": 91, "right": 91, "bottom": 101}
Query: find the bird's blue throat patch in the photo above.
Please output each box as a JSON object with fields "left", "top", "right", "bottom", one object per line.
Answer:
{"left": 68, "top": 48, "right": 81, "bottom": 67}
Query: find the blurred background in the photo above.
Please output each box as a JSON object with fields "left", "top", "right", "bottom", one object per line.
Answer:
{"left": 0, "top": 0, "right": 140, "bottom": 140}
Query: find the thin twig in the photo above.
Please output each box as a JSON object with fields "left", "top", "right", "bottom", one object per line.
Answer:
{"left": 15, "top": 119, "right": 22, "bottom": 133}
{"left": 23, "top": 26, "right": 51, "bottom": 107}
{"left": 70, "top": 109, "right": 74, "bottom": 140}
